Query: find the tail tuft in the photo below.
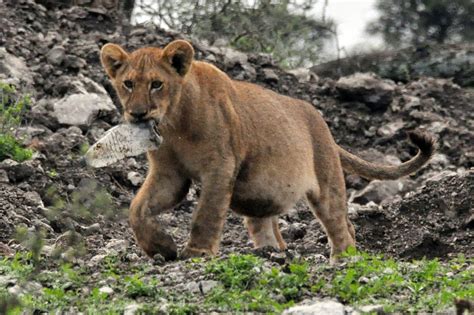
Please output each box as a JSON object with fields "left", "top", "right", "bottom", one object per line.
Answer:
{"left": 408, "top": 130, "right": 436, "bottom": 157}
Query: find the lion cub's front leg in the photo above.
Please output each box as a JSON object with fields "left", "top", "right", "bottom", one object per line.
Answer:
{"left": 181, "top": 168, "right": 235, "bottom": 259}
{"left": 130, "top": 151, "right": 190, "bottom": 260}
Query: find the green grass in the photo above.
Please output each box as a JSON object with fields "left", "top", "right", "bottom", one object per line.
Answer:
{"left": 0, "top": 250, "right": 472, "bottom": 314}
{"left": 203, "top": 254, "right": 306, "bottom": 312}
{"left": 315, "top": 248, "right": 474, "bottom": 312}
{"left": 0, "top": 82, "right": 32, "bottom": 162}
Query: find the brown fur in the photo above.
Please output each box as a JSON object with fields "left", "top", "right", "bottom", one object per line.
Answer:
{"left": 100, "top": 40, "right": 435, "bottom": 262}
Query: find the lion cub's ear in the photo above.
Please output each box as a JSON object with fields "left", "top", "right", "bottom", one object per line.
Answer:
{"left": 162, "top": 40, "right": 194, "bottom": 77}
{"left": 100, "top": 43, "right": 128, "bottom": 79}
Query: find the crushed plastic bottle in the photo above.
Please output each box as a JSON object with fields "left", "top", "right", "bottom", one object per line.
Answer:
{"left": 84, "top": 121, "right": 162, "bottom": 168}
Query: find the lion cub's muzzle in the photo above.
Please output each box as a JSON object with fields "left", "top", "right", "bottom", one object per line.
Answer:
{"left": 127, "top": 109, "right": 149, "bottom": 123}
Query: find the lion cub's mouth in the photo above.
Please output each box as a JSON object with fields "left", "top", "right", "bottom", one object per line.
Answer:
{"left": 149, "top": 120, "right": 163, "bottom": 145}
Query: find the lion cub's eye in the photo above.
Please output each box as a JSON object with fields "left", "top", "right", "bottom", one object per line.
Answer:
{"left": 151, "top": 80, "right": 163, "bottom": 91}
{"left": 123, "top": 80, "right": 133, "bottom": 90}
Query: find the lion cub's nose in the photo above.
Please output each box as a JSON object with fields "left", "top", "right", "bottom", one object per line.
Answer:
{"left": 129, "top": 110, "right": 148, "bottom": 122}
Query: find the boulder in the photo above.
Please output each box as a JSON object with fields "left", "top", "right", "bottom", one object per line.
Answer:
{"left": 0, "top": 47, "right": 34, "bottom": 88}
{"left": 53, "top": 92, "right": 115, "bottom": 126}
{"left": 336, "top": 72, "right": 396, "bottom": 110}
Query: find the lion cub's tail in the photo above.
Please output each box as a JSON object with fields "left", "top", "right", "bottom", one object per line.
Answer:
{"left": 338, "top": 130, "right": 436, "bottom": 180}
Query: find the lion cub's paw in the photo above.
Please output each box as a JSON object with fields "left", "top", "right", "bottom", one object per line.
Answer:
{"left": 180, "top": 246, "right": 214, "bottom": 260}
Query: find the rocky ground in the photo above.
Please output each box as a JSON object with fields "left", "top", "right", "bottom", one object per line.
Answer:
{"left": 0, "top": 0, "right": 473, "bottom": 313}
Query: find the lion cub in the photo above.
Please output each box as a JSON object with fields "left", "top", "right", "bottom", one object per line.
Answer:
{"left": 100, "top": 40, "right": 434, "bottom": 262}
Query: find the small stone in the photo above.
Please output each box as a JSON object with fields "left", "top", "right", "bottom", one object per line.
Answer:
{"left": 124, "top": 303, "right": 142, "bottom": 315}
{"left": 270, "top": 252, "right": 287, "bottom": 265}
{"left": 64, "top": 55, "right": 87, "bottom": 69}
{"left": 127, "top": 171, "right": 144, "bottom": 186}
{"left": 283, "top": 300, "right": 345, "bottom": 315}
{"left": 241, "top": 63, "right": 257, "bottom": 80}
{"left": 24, "top": 191, "right": 44, "bottom": 207}
{"left": 358, "top": 276, "right": 370, "bottom": 284}
{"left": 153, "top": 253, "right": 165, "bottom": 265}
{"left": 126, "top": 253, "right": 140, "bottom": 262}
{"left": 358, "top": 304, "right": 384, "bottom": 313}
{"left": 0, "top": 169, "right": 9, "bottom": 183}
{"left": 262, "top": 68, "right": 279, "bottom": 82}
{"left": 105, "top": 239, "right": 128, "bottom": 251}
{"left": 199, "top": 280, "right": 218, "bottom": 294}
{"left": 287, "top": 68, "right": 318, "bottom": 83}
{"left": 185, "top": 280, "right": 218, "bottom": 294}
{"left": 78, "top": 223, "right": 100, "bottom": 235}
{"left": 98, "top": 286, "right": 114, "bottom": 295}
{"left": 46, "top": 46, "right": 66, "bottom": 66}
{"left": 288, "top": 222, "right": 307, "bottom": 240}
{"left": 0, "top": 275, "right": 14, "bottom": 287}
{"left": 89, "top": 254, "right": 107, "bottom": 266}
{"left": 377, "top": 119, "right": 405, "bottom": 137}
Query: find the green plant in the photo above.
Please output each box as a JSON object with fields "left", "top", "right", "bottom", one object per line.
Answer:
{"left": 123, "top": 274, "right": 160, "bottom": 298}
{"left": 204, "top": 254, "right": 307, "bottom": 312}
{"left": 0, "top": 82, "right": 32, "bottom": 162}
{"left": 325, "top": 249, "right": 474, "bottom": 312}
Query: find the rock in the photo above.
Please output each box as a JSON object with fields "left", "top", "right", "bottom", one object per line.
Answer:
{"left": 46, "top": 45, "right": 66, "bottom": 66}
{"left": 0, "top": 275, "right": 15, "bottom": 288}
{"left": 287, "top": 68, "right": 318, "bottom": 83}
{"left": 77, "top": 223, "right": 101, "bottom": 235}
{"left": 52, "top": 93, "right": 115, "bottom": 126}
{"left": 352, "top": 179, "right": 413, "bottom": 205}
{"left": 64, "top": 55, "right": 87, "bottom": 69}
{"left": 348, "top": 201, "right": 380, "bottom": 216}
{"left": 220, "top": 47, "right": 248, "bottom": 67}
{"left": 336, "top": 72, "right": 396, "bottom": 110}
{"left": 124, "top": 303, "right": 142, "bottom": 315}
{"left": 200, "top": 280, "right": 219, "bottom": 294}
{"left": 358, "top": 304, "right": 384, "bottom": 313}
{"left": 16, "top": 126, "right": 51, "bottom": 144}
{"left": 0, "top": 47, "right": 34, "bottom": 88}
{"left": 241, "top": 63, "right": 257, "bottom": 80}
{"left": 310, "top": 43, "right": 474, "bottom": 87}
{"left": 424, "top": 170, "right": 457, "bottom": 184}
{"left": 283, "top": 300, "right": 345, "bottom": 315}
{"left": 89, "top": 254, "right": 107, "bottom": 266}
{"left": 0, "top": 159, "right": 37, "bottom": 183}
{"left": 127, "top": 171, "right": 144, "bottom": 186}
{"left": 0, "top": 169, "right": 9, "bottom": 183}
{"left": 105, "top": 239, "right": 129, "bottom": 252}
{"left": 0, "top": 242, "right": 14, "bottom": 257}
{"left": 153, "top": 253, "right": 166, "bottom": 265}
{"left": 126, "top": 253, "right": 140, "bottom": 262}
{"left": 270, "top": 252, "right": 287, "bottom": 265}
{"left": 185, "top": 280, "right": 218, "bottom": 294}
{"left": 262, "top": 68, "right": 279, "bottom": 83}
{"left": 24, "top": 191, "right": 44, "bottom": 207}
{"left": 98, "top": 286, "right": 114, "bottom": 295}
{"left": 377, "top": 119, "right": 406, "bottom": 137}
{"left": 284, "top": 222, "right": 307, "bottom": 241}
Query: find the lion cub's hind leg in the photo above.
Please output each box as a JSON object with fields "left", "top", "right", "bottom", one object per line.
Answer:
{"left": 306, "top": 182, "right": 355, "bottom": 264}
{"left": 245, "top": 216, "right": 286, "bottom": 250}
{"left": 272, "top": 217, "right": 287, "bottom": 250}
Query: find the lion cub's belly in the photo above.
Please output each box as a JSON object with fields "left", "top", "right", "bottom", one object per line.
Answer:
{"left": 230, "top": 155, "right": 316, "bottom": 218}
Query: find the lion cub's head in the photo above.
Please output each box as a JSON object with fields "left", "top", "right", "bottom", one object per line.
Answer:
{"left": 100, "top": 40, "right": 194, "bottom": 124}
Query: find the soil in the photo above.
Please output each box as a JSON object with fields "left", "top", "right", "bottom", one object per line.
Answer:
{"left": 0, "top": 0, "right": 472, "bottom": 275}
